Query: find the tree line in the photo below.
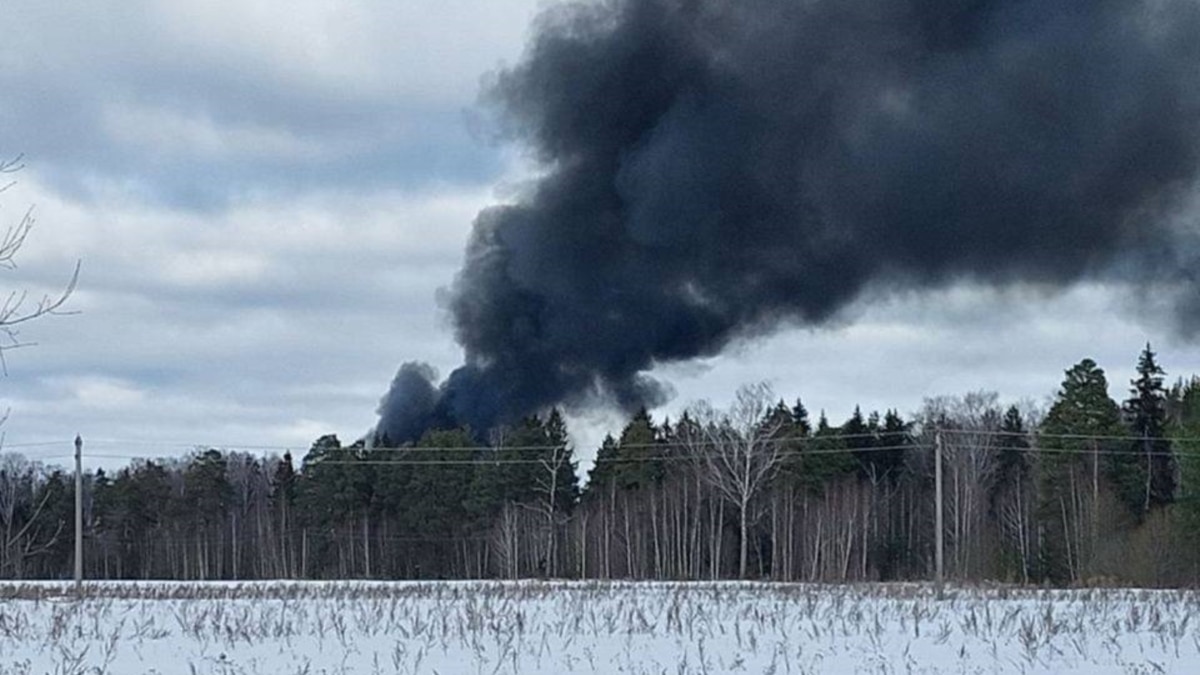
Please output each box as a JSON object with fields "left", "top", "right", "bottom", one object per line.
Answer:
{"left": 4, "top": 344, "right": 1200, "bottom": 585}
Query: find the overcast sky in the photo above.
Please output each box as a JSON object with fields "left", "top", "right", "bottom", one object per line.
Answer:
{"left": 2, "top": 0, "right": 1199, "bottom": 469}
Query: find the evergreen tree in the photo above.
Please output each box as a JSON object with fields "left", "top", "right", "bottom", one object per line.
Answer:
{"left": 493, "top": 416, "right": 549, "bottom": 505}
{"left": 759, "top": 400, "right": 798, "bottom": 463}
{"left": 32, "top": 470, "right": 74, "bottom": 577}
{"left": 1037, "top": 359, "right": 1124, "bottom": 582}
{"left": 271, "top": 452, "right": 297, "bottom": 577}
{"left": 764, "top": 400, "right": 795, "bottom": 435}
{"left": 613, "top": 408, "right": 664, "bottom": 490}
{"left": 842, "top": 406, "right": 874, "bottom": 478}
{"left": 1119, "top": 343, "right": 1176, "bottom": 517}
{"left": 404, "top": 428, "right": 476, "bottom": 534}
{"left": 297, "top": 435, "right": 367, "bottom": 532}
{"left": 1040, "top": 360, "right": 1124, "bottom": 454}
{"left": 1172, "top": 378, "right": 1200, "bottom": 564}
{"left": 542, "top": 408, "right": 581, "bottom": 514}
{"left": 782, "top": 411, "right": 855, "bottom": 492}
{"left": 994, "top": 406, "right": 1030, "bottom": 499}
{"left": 466, "top": 410, "right": 579, "bottom": 520}
{"left": 273, "top": 452, "right": 296, "bottom": 504}
{"left": 791, "top": 398, "right": 812, "bottom": 436}
{"left": 875, "top": 410, "right": 911, "bottom": 483}
{"left": 295, "top": 435, "right": 357, "bottom": 576}
{"left": 585, "top": 434, "right": 621, "bottom": 495}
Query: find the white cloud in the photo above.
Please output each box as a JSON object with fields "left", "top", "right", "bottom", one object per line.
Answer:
{"left": 100, "top": 102, "right": 333, "bottom": 162}
{"left": 146, "top": 0, "right": 541, "bottom": 102}
{"left": 57, "top": 376, "right": 147, "bottom": 411}
{"left": 156, "top": 250, "right": 271, "bottom": 288}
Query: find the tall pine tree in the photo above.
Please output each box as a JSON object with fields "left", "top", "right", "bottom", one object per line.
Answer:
{"left": 993, "top": 406, "right": 1030, "bottom": 502}
{"left": 1172, "top": 377, "right": 1200, "bottom": 567}
{"left": 1119, "top": 343, "right": 1176, "bottom": 518}
{"left": 1037, "top": 358, "right": 1124, "bottom": 582}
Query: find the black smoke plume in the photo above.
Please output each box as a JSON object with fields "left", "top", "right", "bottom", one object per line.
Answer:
{"left": 376, "top": 0, "right": 1200, "bottom": 444}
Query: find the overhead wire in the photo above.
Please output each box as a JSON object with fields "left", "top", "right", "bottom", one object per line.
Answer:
{"left": 19, "top": 425, "right": 1200, "bottom": 453}
{"left": 8, "top": 425, "right": 1200, "bottom": 469}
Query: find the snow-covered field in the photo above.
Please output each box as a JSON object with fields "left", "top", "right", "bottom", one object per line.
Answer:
{"left": 0, "top": 580, "right": 1197, "bottom": 674}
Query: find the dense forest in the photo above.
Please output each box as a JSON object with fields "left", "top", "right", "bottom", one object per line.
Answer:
{"left": 4, "top": 345, "right": 1200, "bottom": 586}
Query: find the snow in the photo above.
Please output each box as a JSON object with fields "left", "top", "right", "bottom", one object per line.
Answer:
{"left": 0, "top": 580, "right": 1197, "bottom": 673}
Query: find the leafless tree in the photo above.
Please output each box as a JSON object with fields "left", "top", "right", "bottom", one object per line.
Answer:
{"left": 683, "top": 382, "right": 788, "bottom": 579}
{"left": 0, "top": 155, "right": 79, "bottom": 373}
{"left": 530, "top": 441, "right": 571, "bottom": 577}
{"left": 0, "top": 453, "right": 61, "bottom": 578}
{"left": 917, "top": 392, "right": 1002, "bottom": 578}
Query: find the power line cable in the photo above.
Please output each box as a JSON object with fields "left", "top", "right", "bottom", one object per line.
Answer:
{"left": 12, "top": 427, "right": 1200, "bottom": 470}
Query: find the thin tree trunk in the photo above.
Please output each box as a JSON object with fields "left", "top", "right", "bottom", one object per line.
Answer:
{"left": 738, "top": 500, "right": 748, "bottom": 579}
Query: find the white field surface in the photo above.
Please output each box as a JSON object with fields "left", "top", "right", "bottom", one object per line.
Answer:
{"left": 0, "top": 581, "right": 1197, "bottom": 674}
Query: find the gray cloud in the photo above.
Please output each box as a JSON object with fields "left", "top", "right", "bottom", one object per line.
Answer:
{"left": 0, "top": 0, "right": 539, "bottom": 209}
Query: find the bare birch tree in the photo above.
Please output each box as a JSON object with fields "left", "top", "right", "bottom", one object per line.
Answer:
{"left": 918, "top": 392, "right": 1002, "bottom": 579}
{"left": 0, "top": 454, "right": 62, "bottom": 577}
{"left": 531, "top": 441, "right": 571, "bottom": 576}
{"left": 683, "top": 382, "right": 788, "bottom": 579}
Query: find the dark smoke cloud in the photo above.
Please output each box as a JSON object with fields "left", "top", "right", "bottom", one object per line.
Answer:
{"left": 376, "top": 0, "right": 1200, "bottom": 443}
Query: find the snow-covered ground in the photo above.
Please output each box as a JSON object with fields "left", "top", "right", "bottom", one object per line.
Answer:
{"left": 0, "top": 580, "right": 1196, "bottom": 674}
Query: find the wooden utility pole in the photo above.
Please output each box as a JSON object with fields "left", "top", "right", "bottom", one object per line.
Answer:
{"left": 74, "top": 434, "right": 83, "bottom": 596}
{"left": 934, "top": 430, "right": 945, "bottom": 594}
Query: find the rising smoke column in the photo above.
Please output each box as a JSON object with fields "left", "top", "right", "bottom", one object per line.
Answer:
{"left": 376, "top": 0, "right": 1200, "bottom": 443}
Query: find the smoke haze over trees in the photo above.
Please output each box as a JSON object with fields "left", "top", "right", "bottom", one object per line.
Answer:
{"left": 376, "top": 0, "right": 1200, "bottom": 445}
